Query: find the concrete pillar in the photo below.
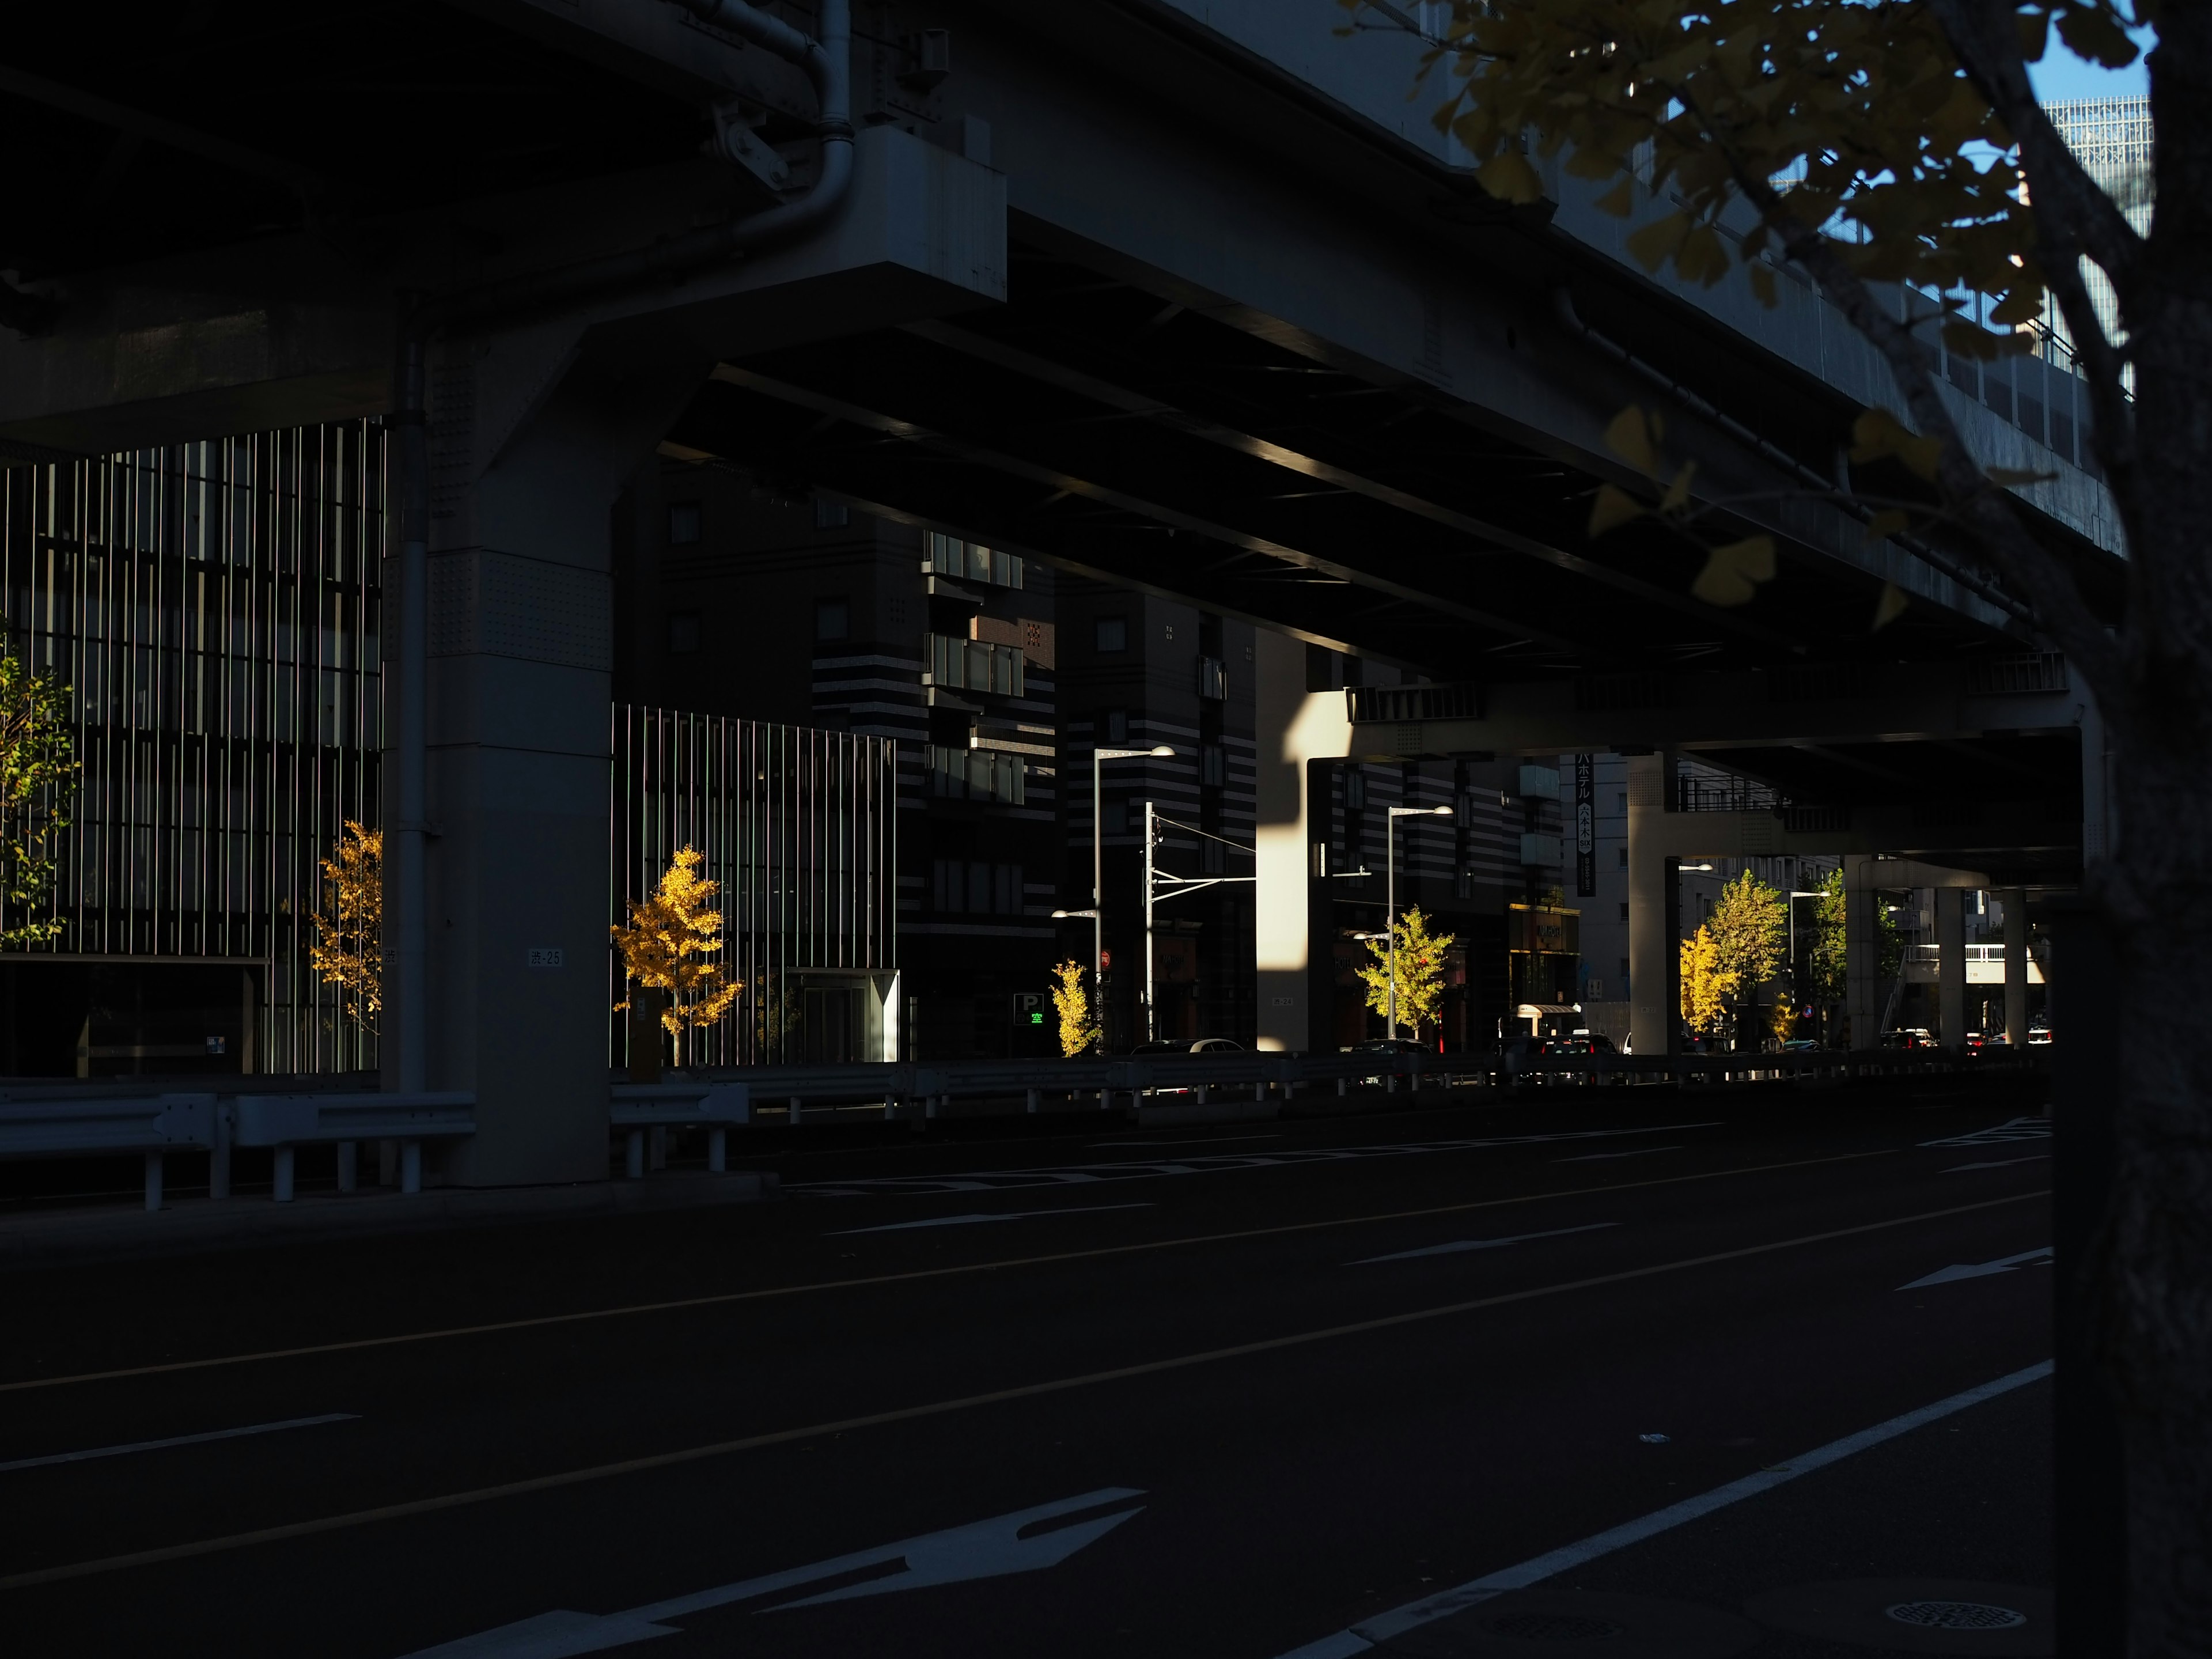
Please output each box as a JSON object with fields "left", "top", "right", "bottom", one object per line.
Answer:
{"left": 1626, "top": 755, "right": 1679, "bottom": 1058}
{"left": 1846, "top": 854, "right": 1884, "bottom": 1050}
{"left": 1936, "top": 886, "right": 1968, "bottom": 1048}
{"left": 400, "top": 335, "right": 705, "bottom": 1186}
{"left": 2003, "top": 888, "right": 2029, "bottom": 1046}
{"left": 1253, "top": 630, "right": 1350, "bottom": 1052}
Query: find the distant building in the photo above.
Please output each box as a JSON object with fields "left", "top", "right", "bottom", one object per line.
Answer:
{"left": 2036, "top": 96, "right": 2153, "bottom": 365}
{"left": 617, "top": 460, "right": 1064, "bottom": 1060}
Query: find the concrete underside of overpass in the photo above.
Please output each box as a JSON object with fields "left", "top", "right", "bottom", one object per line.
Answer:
{"left": 0, "top": 0, "right": 2108, "bottom": 1179}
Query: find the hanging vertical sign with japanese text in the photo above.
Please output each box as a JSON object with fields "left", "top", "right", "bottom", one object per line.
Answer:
{"left": 1574, "top": 753, "right": 1596, "bottom": 897}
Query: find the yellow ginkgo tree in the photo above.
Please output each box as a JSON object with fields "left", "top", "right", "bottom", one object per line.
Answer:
{"left": 1050, "top": 959, "right": 1099, "bottom": 1058}
{"left": 309, "top": 821, "right": 382, "bottom": 1033}
{"left": 1679, "top": 925, "right": 1737, "bottom": 1042}
{"left": 612, "top": 846, "right": 743, "bottom": 1072}
{"left": 1356, "top": 906, "right": 1455, "bottom": 1042}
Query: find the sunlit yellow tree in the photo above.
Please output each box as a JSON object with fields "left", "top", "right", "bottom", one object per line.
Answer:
{"left": 1356, "top": 906, "right": 1455, "bottom": 1040}
{"left": 612, "top": 846, "right": 743, "bottom": 1069}
{"left": 1707, "top": 871, "right": 1790, "bottom": 1046}
{"left": 1679, "top": 925, "right": 1736, "bottom": 1040}
{"left": 1050, "top": 959, "right": 1099, "bottom": 1057}
{"left": 309, "top": 821, "right": 381, "bottom": 1032}
{"left": 0, "top": 639, "right": 77, "bottom": 947}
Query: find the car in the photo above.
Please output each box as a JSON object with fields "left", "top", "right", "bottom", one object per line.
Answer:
{"left": 1130, "top": 1037, "right": 1243, "bottom": 1055}
{"left": 1780, "top": 1037, "right": 1820, "bottom": 1051}
{"left": 1541, "top": 1034, "right": 1616, "bottom": 1055}
{"left": 1349, "top": 1037, "right": 1427, "bottom": 1055}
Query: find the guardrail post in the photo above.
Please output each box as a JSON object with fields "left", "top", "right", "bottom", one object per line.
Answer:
{"left": 143, "top": 1152, "right": 163, "bottom": 1213}
{"left": 400, "top": 1139, "right": 423, "bottom": 1194}
{"left": 626, "top": 1129, "right": 646, "bottom": 1179}
{"left": 336, "top": 1141, "right": 358, "bottom": 1194}
{"left": 211, "top": 1104, "right": 233, "bottom": 1200}
{"left": 273, "top": 1146, "right": 296, "bottom": 1203}
{"left": 709, "top": 1127, "right": 727, "bottom": 1172}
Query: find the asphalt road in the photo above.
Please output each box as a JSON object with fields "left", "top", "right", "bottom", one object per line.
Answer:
{"left": 0, "top": 1091, "right": 2054, "bottom": 1657}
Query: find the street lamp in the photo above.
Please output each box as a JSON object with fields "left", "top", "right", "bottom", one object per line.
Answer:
{"left": 1384, "top": 804, "right": 1453, "bottom": 1041}
{"left": 1086, "top": 743, "right": 1175, "bottom": 1044}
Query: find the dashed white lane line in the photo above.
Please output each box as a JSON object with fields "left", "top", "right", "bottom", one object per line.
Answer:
{"left": 1350, "top": 1224, "right": 1618, "bottom": 1266}
{"left": 830, "top": 1204, "right": 1154, "bottom": 1235}
{"left": 0, "top": 1414, "right": 358, "bottom": 1475}
{"left": 1553, "top": 1146, "right": 1681, "bottom": 1163}
{"left": 1273, "top": 1361, "right": 2054, "bottom": 1657}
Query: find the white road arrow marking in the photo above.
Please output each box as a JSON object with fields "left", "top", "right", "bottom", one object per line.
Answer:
{"left": 1350, "top": 1223, "right": 1617, "bottom": 1266}
{"left": 1920, "top": 1116, "right": 2051, "bottom": 1147}
{"left": 401, "top": 1488, "right": 1146, "bottom": 1657}
{"left": 1898, "top": 1246, "right": 2052, "bottom": 1290}
{"left": 830, "top": 1203, "right": 1152, "bottom": 1235}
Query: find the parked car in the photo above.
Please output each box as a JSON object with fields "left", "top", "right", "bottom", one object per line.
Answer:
{"left": 1541, "top": 1034, "right": 1616, "bottom": 1056}
{"left": 1349, "top": 1037, "right": 1427, "bottom": 1056}
{"left": 1130, "top": 1037, "right": 1243, "bottom": 1055}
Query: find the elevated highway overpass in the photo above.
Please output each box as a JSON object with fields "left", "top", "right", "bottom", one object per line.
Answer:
{"left": 0, "top": 0, "right": 2105, "bottom": 1179}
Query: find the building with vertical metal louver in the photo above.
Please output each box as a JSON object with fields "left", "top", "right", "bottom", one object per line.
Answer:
{"left": 0, "top": 425, "right": 897, "bottom": 1079}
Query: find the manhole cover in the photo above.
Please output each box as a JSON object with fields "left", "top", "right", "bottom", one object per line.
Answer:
{"left": 1888, "top": 1601, "right": 2029, "bottom": 1631}
{"left": 1483, "top": 1612, "right": 1626, "bottom": 1641}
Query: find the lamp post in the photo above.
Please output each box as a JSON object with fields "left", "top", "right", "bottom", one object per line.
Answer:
{"left": 1384, "top": 804, "right": 1453, "bottom": 1041}
{"left": 1077, "top": 743, "right": 1174, "bottom": 1049}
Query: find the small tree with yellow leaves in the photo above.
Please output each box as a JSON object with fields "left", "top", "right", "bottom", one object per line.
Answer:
{"left": 1356, "top": 906, "right": 1455, "bottom": 1041}
{"left": 612, "top": 846, "right": 743, "bottom": 1071}
{"left": 1050, "top": 959, "right": 1099, "bottom": 1058}
{"left": 1679, "top": 925, "right": 1736, "bottom": 1043}
{"left": 309, "top": 821, "right": 381, "bottom": 1033}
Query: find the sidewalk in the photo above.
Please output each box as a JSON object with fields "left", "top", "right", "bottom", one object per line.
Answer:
{"left": 0, "top": 1168, "right": 778, "bottom": 1272}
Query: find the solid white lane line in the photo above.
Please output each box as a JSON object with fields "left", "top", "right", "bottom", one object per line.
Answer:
{"left": 1944, "top": 1155, "right": 2050, "bottom": 1173}
{"left": 0, "top": 1414, "right": 358, "bottom": 1475}
{"left": 1553, "top": 1146, "right": 1681, "bottom": 1163}
{"left": 1092, "top": 1135, "right": 1283, "bottom": 1149}
{"left": 1272, "top": 1360, "right": 2054, "bottom": 1658}
{"left": 1919, "top": 1116, "right": 2050, "bottom": 1147}
{"left": 1350, "top": 1224, "right": 1618, "bottom": 1266}
{"left": 830, "top": 1204, "right": 1154, "bottom": 1235}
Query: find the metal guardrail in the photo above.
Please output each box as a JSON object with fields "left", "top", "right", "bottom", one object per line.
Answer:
{"left": 610, "top": 1084, "right": 752, "bottom": 1176}
{"left": 0, "top": 1093, "right": 217, "bottom": 1212}
{"left": 232, "top": 1093, "right": 476, "bottom": 1200}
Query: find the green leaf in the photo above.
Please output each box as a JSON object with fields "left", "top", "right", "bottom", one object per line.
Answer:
{"left": 1851, "top": 407, "right": 1944, "bottom": 482}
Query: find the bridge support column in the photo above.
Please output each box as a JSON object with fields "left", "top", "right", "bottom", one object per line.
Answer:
{"left": 2003, "top": 888, "right": 2029, "bottom": 1046}
{"left": 1626, "top": 754, "right": 1679, "bottom": 1058}
{"left": 1253, "top": 631, "right": 1349, "bottom": 1052}
{"left": 395, "top": 336, "right": 706, "bottom": 1185}
{"left": 1936, "top": 886, "right": 1968, "bottom": 1048}
{"left": 1846, "top": 855, "right": 1884, "bottom": 1050}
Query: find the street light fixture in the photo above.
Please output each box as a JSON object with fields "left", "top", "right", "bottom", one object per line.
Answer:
{"left": 1382, "top": 804, "right": 1453, "bottom": 1041}
{"left": 1088, "top": 743, "right": 1175, "bottom": 1044}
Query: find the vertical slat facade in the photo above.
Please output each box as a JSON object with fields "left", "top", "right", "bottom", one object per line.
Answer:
{"left": 0, "top": 424, "right": 384, "bottom": 1072}
{"left": 612, "top": 706, "right": 896, "bottom": 1066}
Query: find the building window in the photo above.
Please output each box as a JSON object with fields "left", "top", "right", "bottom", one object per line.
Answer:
{"left": 815, "top": 498, "right": 850, "bottom": 529}
{"left": 926, "top": 633, "right": 1022, "bottom": 696}
{"left": 1617, "top": 792, "right": 1629, "bottom": 814}
{"left": 1103, "top": 799, "right": 1129, "bottom": 836}
{"left": 1455, "top": 868, "right": 1473, "bottom": 899}
{"left": 1617, "top": 846, "right": 1628, "bottom": 868}
{"left": 668, "top": 502, "right": 702, "bottom": 544}
{"left": 1619, "top": 902, "right": 1630, "bottom": 921}
{"left": 926, "top": 532, "right": 1022, "bottom": 588}
{"left": 1344, "top": 768, "right": 1366, "bottom": 809}
{"left": 1100, "top": 708, "right": 1128, "bottom": 745}
{"left": 1201, "top": 745, "right": 1225, "bottom": 787}
{"left": 669, "top": 613, "right": 700, "bottom": 654}
{"left": 926, "top": 747, "right": 1025, "bottom": 805}
{"left": 1198, "top": 656, "right": 1226, "bottom": 700}
{"left": 815, "top": 599, "right": 850, "bottom": 641}
{"left": 1095, "top": 616, "right": 1128, "bottom": 653}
